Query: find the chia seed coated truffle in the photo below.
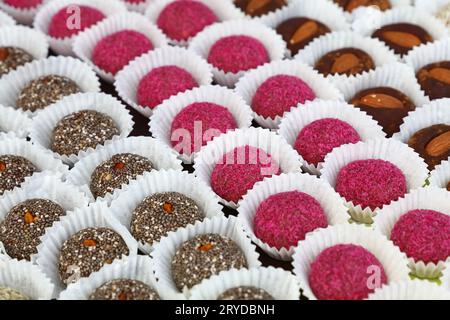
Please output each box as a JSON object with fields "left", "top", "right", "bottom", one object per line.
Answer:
{"left": 48, "top": 5, "right": 106, "bottom": 39}
{"left": 390, "top": 209, "right": 450, "bottom": 264}
{"left": 89, "top": 153, "right": 154, "bottom": 199}
{"left": 170, "top": 102, "right": 237, "bottom": 155}
{"left": 210, "top": 145, "right": 281, "bottom": 203}
{"left": 16, "top": 75, "right": 81, "bottom": 112}
{"left": 51, "top": 110, "right": 120, "bottom": 156}
{"left": 89, "top": 279, "right": 160, "bottom": 300}
{"left": 0, "top": 199, "right": 65, "bottom": 261}
{"left": 156, "top": 0, "right": 218, "bottom": 41}
{"left": 309, "top": 244, "right": 388, "bottom": 300}
{"left": 130, "top": 192, "right": 204, "bottom": 245}
{"left": 207, "top": 35, "right": 270, "bottom": 74}
{"left": 335, "top": 159, "right": 407, "bottom": 210}
{"left": 0, "top": 47, "right": 34, "bottom": 77}
{"left": 0, "top": 287, "right": 29, "bottom": 300}
{"left": 171, "top": 233, "right": 247, "bottom": 290}
{"left": 92, "top": 30, "right": 153, "bottom": 75}
{"left": 254, "top": 191, "right": 328, "bottom": 249}
{"left": 58, "top": 227, "right": 129, "bottom": 285}
{"left": 217, "top": 286, "right": 274, "bottom": 300}
{"left": 3, "top": 0, "right": 42, "bottom": 9}
{"left": 137, "top": 65, "right": 198, "bottom": 109}
{"left": 294, "top": 118, "right": 361, "bottom": 165}
{"left": 251, "top": 75, "right": 316, "bottom": 119}
{"left": 0, "top": 155, "right": 37, "bottom": 196}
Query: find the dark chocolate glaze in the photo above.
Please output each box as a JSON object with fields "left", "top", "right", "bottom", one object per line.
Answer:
{"left": 233, "top": 0, "right": 287, "bottom": 17}
{"left": 417, "top": 61, "right": 450, "bottom": 100}
{"left": 333, "top": 0, "right": 391, "bottom": 12}
{"left": 314, "top": 47, "right": 375, "bottom": 77}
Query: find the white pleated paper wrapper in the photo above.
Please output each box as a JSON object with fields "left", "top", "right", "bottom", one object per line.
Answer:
{"left": 234, "top": 60, "right": 343, "bottom": 129}
{"left": 295, "top": 31, "right": 398, "bottom": 82}
{"left": 292, "top": 224, "right": 410, "bottom": 300}
{"left": 0, "top": 9, "right": 15, "bottom": 27}
{"left": 189, "top": 20, "right": 287, "bottom": 88}
{"left": 121, "top": 0, "right": 148, "bottom": 13}
{"left": 442, "top": 261, "right": 450, "bottom": 291}
{"left": 0, "top": 104, "right": 32, "bottom": 139}
{"left": 415, "top": 0, "right": 450, "bottom": 28}
{"left": 35, "top": 201, "right": 139, "bottom": 298}
{"left": 0, "top": 0, "right": 50, "bottom": 25}
{"left": 0, "top": 56, "right": 101, "bottom": 116}
{"left": 73, "top": 11, "right": 169, "bottom": 83}
{"left": 374, "top": 187, "right": 450, "bottom": 279}
{"left": 320, "top": 139, "right": 429, "bottom": 224}
{"left": 429, "top": 157, "right": 450, "bottom": 189}
{"left": 33, "top": 0, "right": 127, "bottom": 56}
{"left": 0, "top": 259, "right": 54, "bottom": 300}
{"left": 150, "top": 85, "right": 253, "bottom": 163}
{"left": 368, "top": 280, "right": 450, "bottom": 300}
{"left": 66, "top": 136, "right": 183, "bottom": 203}
{"left": 29, "top": 92, "right": 133, "bottom": 166}
{"left": 278, "top": 100, "right": 386, "bottom": 175}
{"left": 115, "top": 46, "right": 213, "bottom": 118}
{"left": 108, "top": 169, "right": 223, "bottom": 254}
{"left": 145, "top": 0, "right": 244, "bottom": 46}
{"left": 189, "top": 267, "right": 300, "bottom": 300}
{"left": 237, "top": 172, "right": 349, "bottom": 261}
{"left": 193, "top": 127, "right": 303, "bottom": 208}
{"left": 151, "top": 215, "right": 262, "bottom": 299}
{"left": 58, "top": 255, "right": 176, "bottom": 300}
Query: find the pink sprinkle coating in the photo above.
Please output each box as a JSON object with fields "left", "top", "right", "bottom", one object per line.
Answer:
{"left": 211, "top": 145, "right": 280, "bottom": 203}
{"left": 309, "top": 244, "right": 387, "bottom": 300}
{"left": 254, "top": 191, "right": 328, "bottom": 249}
{"left": 48, "top": 5, "right": 106, "bottom": 39}
{"left": 207, "top": 35, "right": 269, "bottom": 74}
{"left": 391, "top": 209, "right": 450, "bottom": 264}
{"left": 4, "top": 0, "right": 42, "bottom": 9}
{"left": 170, "top": 102, "right": 237, "bottom": 155}
{"left": 295, "top": 118, "right": 361, "bottom": 165}
{"left": 92, "top": 30, "right": 153, "bottom": 75}
{"left": 252, "top": 75, "right": 316, "bottom": 119}
{"left": 335, "top": 159, "right": 407, "bottom": 210}
{"left": 137, "top": 65, "right": 198, "bottom": 109}
{"left": 157, "top": 0, "right": 218, "bottom": 41}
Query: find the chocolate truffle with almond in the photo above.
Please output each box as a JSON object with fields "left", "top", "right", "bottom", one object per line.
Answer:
{"left": 333, "top": 0, "right": 391, "bottom": 12}
{"left": 89, "top": 279, "right": 160, "bottom": 300}
{"left": 314, "top": 48, "right": 375, "bottom": 77}
{"left": 0, "top": 155, "right": 37, "bottom": 195}
{"left": 416, "top": 61, "right": 450, "bottom": 100}
{"left": 0, "top": 47, "right": 34, "bottom": 76}
{"left": 349, "top": 87, "right": 416, "bottom": 137}
{"left": 218, "top": 286, "right": 274, "bottom": 300}
{"left": 234, "top": 0, "right": 287, "bottom": 17}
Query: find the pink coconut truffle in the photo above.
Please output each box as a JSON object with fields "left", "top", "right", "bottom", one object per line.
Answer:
{"left": 170, "top": 102, "right": 237, "bottom": 155}
{"left": 92, "top": 30, "right": 153, "bottom": 75}
{"left": 335, "top": 159, "right": 407, "bottom": 210}
{"left": 309, "top": 244, "right": 388, "bottom": 300}
{"left": 254, "top": 191, "right": 328, "bottom": 249}
{"left": 4, "top": 0, "right": 42, "bottom": 9}
{"left": 390, "top": 209, "right": 450, "bottom": 264}
{"left": 48, "top": 5, "right": 106, "bottom": 39}
{"left": 157, "top": 0, "right": 218, "bottom": 41}
{"left": 137, "top": 65, "right": 198, "bottom": 109}
{"left": 207, "top": 35, "right": 270, "bottom": 74}
{"left": 252, "top": 75, "right": 316, "bottom": 119}
{"left": 210, "top": 145, "right": 280, "bottom": 203}
{"left": 295, "top": 118, "right": 361, "bottom": 165}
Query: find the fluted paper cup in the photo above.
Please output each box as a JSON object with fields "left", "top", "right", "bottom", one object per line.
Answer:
{"left": 415, "top": 0, "right": 450, "bottom": 28}
{"left": 368, "top": 280, "right": 450, "bottom": 300}
{"left": 0, "top": 9, "right": 15, "bottom": 26}
{"left": 0, "top": 0, "right": 50, "bottom": 25}
{"left": 120, "top": 0, "right": 148, "bottom": 13}
{"left": 429, "top": 157, "right": 450, "bottom": 189}
{"left": 0, "top": 104, "right": 31, "bottom": 139}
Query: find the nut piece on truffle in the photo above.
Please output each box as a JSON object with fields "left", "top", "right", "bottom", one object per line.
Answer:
{"left": 0, "top": 47, "right": 34, "bottom": 76}
{"left": 233, "top": 0, "right": 287, "bottom": 17}
{"left": 0, "top": 287, "right": 29, "bottom": 300}
{"left": 217, "top": 286, "right": 274, "bottom": 300}
{"left": 315, "top": 48, "right": 375, "bottom": 77}
{"left": 89, "top": 279, "right": 160, "bottom": 300}
{"left": 0, "top": 155, "right": 37, "bottom": 195}
{"left": 416, "top": 61, "right": 450, "bottom": 101}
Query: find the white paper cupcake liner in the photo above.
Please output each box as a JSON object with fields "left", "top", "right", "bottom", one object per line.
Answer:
{"left": 121, "top": 0, "right": 148, "bottom": 13}
{"left": 0, "top": 104, "right": 31, "bottom": 139}
{"left": 66, "top": 136, "right": 183, "bottom": 203}
{"left": 234, "top": 60, "right": 343, "bottom": 129}
{"left": 189, "top": 267, "right": 300, "bottom": 300}
{"left": 58, "top": 255, "right": 176, "bottom": 300}
{"left": 189, "top": 20, "right": 287, "bottom": 88}
{"left": 150, "top": 85, "right": 253, "bottom": 163}
{"left": 73, "top": 11, "right": 169, "bottom": 83}
{"left": 0, "top": 8, "right": 15, "bottom": 27}
{"left": 404, "top": 37, "right": 450, "bottom": 72}
{"left": 374, "top": 187, "right": 450, "bottom": 279}
{"left": 0, "top": 259, "right": 54, "bottom": 300}
{"left": 320, "top": 138, "right": 429, "bottom": 224}
{"left": 193, "top": 127, "right": 303, "bottom": 208}
{"left": 29, "top": 92, "right": 133, "bottom": 166}
{"left": 237, "top": 172, "right": 349, "bottom": 261}
{"left": 295, "top": 31, "right": 398, "bottom": 82}
{"left": 0, "top": 56, "right": 101, "bottom": 116}
{"left": 35, "top": 201, "right": 139, "bottom": 298}
{"left": 278, "top": 100, "right": 386, "bottom": 175}
{"left": 292, "top": 224, "right": 410, "bottom": 300}
{"left": 0, "top": 0, "right": 50, "bottom": 25}
{"left": 442, "top": 261, "right": 450, "bottom": 291}
{"left": 345, "top": 0, "right": 411, "bottom": 21}
{"left": 33, "top": 0, "right": 127, "bottom": 56}
{"left": 151, "top": 215, "right": 261, "bottom": 299}
{"left": 368, "top": 280, "right": 450, "bottom": 300}
{"left": 115, "top": 46, "right": 213, "bottom": 118}
{"left": 415, "top": 0, "right": 450, "bottom": 28}
{"left": 429, "top": 157, "right": 450, "bottom": 189}
{"left": 145, "top": 0, "right": 244, "bottom": 46}
{"left": 108, "top": 169, "right": 223, "bottom": 253}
